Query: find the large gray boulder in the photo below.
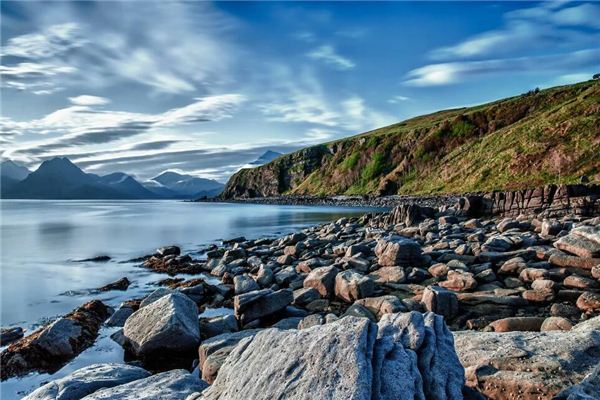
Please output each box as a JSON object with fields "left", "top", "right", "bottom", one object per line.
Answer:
{"left": 200, "top": 312, "right": 464, "bottom": 400}
{"left": 200, "top": 316, "right": 377, "bottom": 400}
{"left": 554, "top": 365, "right": 600, "bottom": 400}
{"left": 233, "top": 289, "right": 292, "bottom": 325}
{"left": 80, "top": 369, "right": 207, "bottom": 400}
{"left": 454, "top": 316, "right": 600, "bottom": 400}
{"left": 123, "top": 293, "right": 200, "bottom": 359}
{"left": 374, "top": 312, "right": 464, "bottom": 400}
{"left": 23, "top": 363, "right": 150, "bottom": 400}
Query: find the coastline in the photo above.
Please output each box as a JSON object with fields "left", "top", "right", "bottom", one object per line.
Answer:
{"left": 2, "top": 196, "right": 600, "bottom": 399}
{"left": 195, "top": 193, "right": 459, "bottom": 208}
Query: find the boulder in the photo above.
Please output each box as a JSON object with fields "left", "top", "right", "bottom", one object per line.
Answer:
{"left": 422, "top": 286, "right": 459, "bottom": 319}
{"left": 354, "top": 296, "right": 406, "bottom": 319}
{"left": 374, "top": 312, "right": 465, "bottom": 400}
{"left": 97, "top": 277, "right": 130, "bottom": 292}
{"left": 199, "top": 314, "right": 238, "bottom": 339}
{"left": 1, "top": 300, "right": 109, "bottom": 380}
{"left": 106, "top": 303, "right": 136, "bottom": 327}
{"left": 369, "top": 266, "right": 406, "bottom": 284}
{"left": 455, "top": 316, "right": 600, "bottom": 400}
{"left": 200, "top": 316, "right": 377, "bottom": 400}
{"left": 23, "top": 363, "right": 150, "bottom": 400}
{"left": 576, "top": 291, "right": 600, "bottom": 313}
{"left": 302, "top": 266, "right": 339, "bottom": 298}
{"left": 439, "top": 271, "right": 477, "bottom": 292}
{"left": 123, "top": 293, "right": 200, "bottom": 363}
{"left": 198, "top": 330, "right": 260, "bottom": 378}
{"left": 233, "top": 289, "right": 293, "bottom": 325}
{"left": 200, "top": 312, "right": 464, "bottom": 400}
{"left": 488, "top": 317, "right": 545, "bottom": 332}
{"left": 157, "top": 246, "right": 181, "bottom": 257}
{"left": 80, "top": 369, "right": 207, "bottom": 400}
{"left": 233, "top": 275, "right": 259, "bottom": 295}
{"left": 540, "top": 317, "right": 572, "bottom": 332}
{"left": 334, "top": 270, "right": 375, "bottom": 303}
{"left": 554, "top": 226, "right": 600, "bottom": 258}
{"left": 292, "top": 287, "right": 321, "bottom": 307}
{"left": 139, "top": 288, "right": 174, "bottom": 308}
{"left": 0, "top": 327, "right": 23, "bottom": 346}
{"left": 375, "top": 237, "right": 426, "bottom": 267}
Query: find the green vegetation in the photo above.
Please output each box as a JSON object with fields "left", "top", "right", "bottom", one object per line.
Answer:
{"left": 361, "top": 152, "right": 386, "bottom": 181}
{"left": 341, "top": 152, "right": 360, "bottom": 170}
{"left": 222, "top": 79, "right": 600, "bottom": 198}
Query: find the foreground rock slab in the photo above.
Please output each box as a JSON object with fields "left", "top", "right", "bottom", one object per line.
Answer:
{"left": 454, "top": 316, "right": 600, "bottom": 400}
{"left": 1, "top": 300, "right": 109, "bottom": 380}
{"left": 79, "top": 369, "right": 207, "bottom": 400}
{"left": 199, "top": 312, "right": 464, "bottom": 400}
{"left": 23, "top": 363, "right": 150, "bottom": 400}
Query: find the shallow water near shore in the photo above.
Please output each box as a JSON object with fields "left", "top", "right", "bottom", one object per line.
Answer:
{"left": 1, "top": 199, "right": 381, "bottom": 398}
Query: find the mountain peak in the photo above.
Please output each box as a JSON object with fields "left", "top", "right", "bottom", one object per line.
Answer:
{"left": 1, "top": 159, "right": 31, "bottom": 181}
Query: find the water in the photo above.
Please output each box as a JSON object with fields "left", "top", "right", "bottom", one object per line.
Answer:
{"left": 0, "top": 200, "right": 379, "bottom": 398}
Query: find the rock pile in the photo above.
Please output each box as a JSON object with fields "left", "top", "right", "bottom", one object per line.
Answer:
{"left": 4, "top": 199, "right": 600, "bottom": 399}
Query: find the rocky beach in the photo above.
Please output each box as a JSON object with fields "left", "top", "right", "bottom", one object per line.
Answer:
{"left": 1, "top": 184, "right": 599, "bottom": 399}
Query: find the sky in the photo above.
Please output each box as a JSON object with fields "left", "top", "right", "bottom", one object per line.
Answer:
{"left": 1, "top": 1, "right": 599, "bottom": 182}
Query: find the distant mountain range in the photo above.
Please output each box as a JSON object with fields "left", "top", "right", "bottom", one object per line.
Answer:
{"left": 0, "top": 158, "right": 224, "bottom": 200}
{"left": 1, "top": 150, "right": 282, "bottom": 200}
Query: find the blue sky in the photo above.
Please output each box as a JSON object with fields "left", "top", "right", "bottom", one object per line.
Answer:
{"left": 1, "top": 1, "right": 599, "bottom": 182}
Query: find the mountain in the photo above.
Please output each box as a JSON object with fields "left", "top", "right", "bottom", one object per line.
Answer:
{"left": 249, "top": 150, "right": 283, "bottom": 166}
{"left": 1, "top": 160, "right": 31, "bottom": 193}
{"left": 2, "top": 157, "right": 157, "bottom": 199}
{"left": 222, "top": 80, "right": 600, "bottom": 198}
{"left": 96, "top": 172, "right": 157, "bottom": 199}
{"left": 147, "top": 171, "right": 224, "bottom": 198}
{"left": 1, "top": 160, "right": 30, "bottom": 181}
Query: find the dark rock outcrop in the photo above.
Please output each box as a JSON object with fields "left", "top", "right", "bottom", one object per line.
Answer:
{"left": 1, "top": 301, "right": 109, "bottom": 380}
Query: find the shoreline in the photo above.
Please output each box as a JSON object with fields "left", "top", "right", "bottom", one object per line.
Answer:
{"left": 2, "top": 199, "right": 600, "bottom": 399}
{"left": 196, "top": 193, "right": 459, "bottom": 208}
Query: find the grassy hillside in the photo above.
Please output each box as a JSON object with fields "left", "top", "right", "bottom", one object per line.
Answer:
{"left": 222, "top": 80, "right": 600, "bottom": 198}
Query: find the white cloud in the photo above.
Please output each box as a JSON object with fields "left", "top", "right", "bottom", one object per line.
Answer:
{"left": 1, "top": 22, "right": 86, "bottom": 59}
{"left": 68, "top": 95, "right": 111, "bottom": 106}
{"left": 404, "top": 49, "right": 600, "bottom": 86}
{"left": 307, "top": 45, "right": 355, "bottom": 70}
{"left": 432, "top": 2, "right": 600, "bottom": 60}
{"left": 388, "top": 95, "right": 410, "bottom": 104}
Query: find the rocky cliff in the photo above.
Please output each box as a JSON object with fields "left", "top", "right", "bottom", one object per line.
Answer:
{"left": 222, "top": 80, "right": 600, "bottom": 198}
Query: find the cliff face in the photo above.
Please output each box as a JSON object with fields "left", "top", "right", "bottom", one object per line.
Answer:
{"left": 221, "top": 145, "right": 332, "bottom": 198}
{"left": 223, "top": 80, "right": 600, "bottom": 198}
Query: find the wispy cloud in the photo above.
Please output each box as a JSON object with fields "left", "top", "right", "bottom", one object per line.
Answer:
{"left": 405, "top": 2, "right": 600, "bottom": 87}
{"left": 0, "top": 2, "right": 238, "bottom": 95}
{"left": 405, "top": 49, "right": 600, "bottom": 86}
{"left": 3, "top": 94, "right": 246, "bottom": 160}
{"left": 432, "top": 2, "right": 600, "bottom": 60}
{"left": 388, "top": 95, "right": 410, "bottom": 104}
{"left": 307, "top": 45, "right": 355, "bottom": 70}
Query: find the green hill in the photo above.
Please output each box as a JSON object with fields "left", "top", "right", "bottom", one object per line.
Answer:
{"left": 222, "top": 79, "right": 600, "bottom": 198}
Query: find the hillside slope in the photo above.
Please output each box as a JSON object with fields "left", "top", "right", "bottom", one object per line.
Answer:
{"left": 222, "top": 80, "right": 600, "bottom": 198}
